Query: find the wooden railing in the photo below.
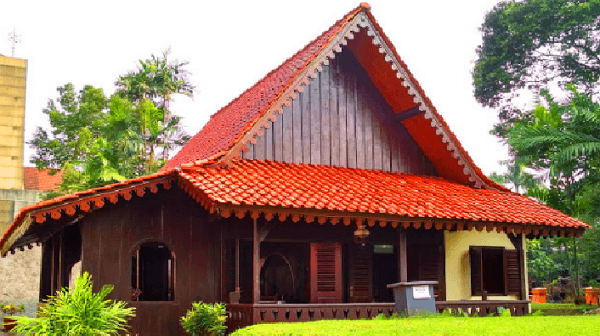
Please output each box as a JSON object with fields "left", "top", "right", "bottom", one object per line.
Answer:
{"left": 227, "top": 300, "right": 530, "bottom": 332}
{"left": 227, "top": 303, "right": 395, "bottom": 331}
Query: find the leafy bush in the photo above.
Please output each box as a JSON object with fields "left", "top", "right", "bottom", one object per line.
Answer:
{"left": 11, "top": 272, "right": 135, "bottom": 335}
{"left": 1, "top": 303, "right": 26, "bottom": 316}
{"left": 180, "top": 301, "right": 227, "bottom": 335}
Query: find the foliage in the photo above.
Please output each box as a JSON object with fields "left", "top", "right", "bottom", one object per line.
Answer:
{"left": 30, "top": 51, "right": 193, "bottom": 196}
{"left": 180, "top": 302, "right": 227, "bottom": 336}
{"left": 11, "top": 272, "right": 135, "bottom": 335}
{"left": 231, "top": 315, "right": 600, "bottom": 335}
{"left": 1, "top": 303, "right": 25, "bottom": 316}
{"left": 473, "top": 0, "right": 600, "bottom": 136}
{"left": 526, "top": 238, "right": 564, "bottom": 288}
{"left": 488, "top": 159, "right": 541, "bottom": 193}
{"left": 116, "top": 48, "right": 194, "bottom": 161}
{"left": 506, "top": 85, "right": 600, "bottom": 293}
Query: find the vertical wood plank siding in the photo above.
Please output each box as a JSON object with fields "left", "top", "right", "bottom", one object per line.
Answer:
{"left": 80, "top": 187, "right": 220, "bottom": 335}
{"left": 243, "top": 50, "right": 436, "bottom": 176}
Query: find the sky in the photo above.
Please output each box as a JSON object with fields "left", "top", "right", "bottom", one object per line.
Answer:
{"left": 1, "top": 0, "right": 510, "bottom": 175}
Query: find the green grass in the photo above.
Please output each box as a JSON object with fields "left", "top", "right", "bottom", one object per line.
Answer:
{"left": 531, "top": 302, "right": 597, "bottom": 310}
{"left": 231, "top": 315, "right": 600, "bottom": 335}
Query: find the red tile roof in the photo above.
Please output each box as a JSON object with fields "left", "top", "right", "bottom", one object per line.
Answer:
{"left": 1, "top": 159, "right": 589, "bottom": 255}
{"left": 179, "top": 160, "right": 589, "bottom": 229}
{"left": 0, "top": 170, "right": 177, "bottom": 255}
{"left": 162, "top": 4, "right": 364, "bottom": 170}
{"left": 161, "top": 3, "right": 504, "bottom": 192}
{"left": 23, "top": 167, "right": 63, "bottom": 191}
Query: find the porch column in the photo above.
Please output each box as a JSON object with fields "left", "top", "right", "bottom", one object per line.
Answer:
{"left": 253, "top": 218, "right": 260, "bottom": 304}
{"left": 398, "top": 228, "right": 407, "bottom": 282}
{"left": 235, "top": 239, "right": 240, "bottom": 292}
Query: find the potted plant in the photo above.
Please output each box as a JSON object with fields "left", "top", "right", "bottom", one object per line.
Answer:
{"left": 180, "top": 302, "right": 227, "bottom": 336}
{"left": 2, "top": 303, "right": 26, "bottom": 332}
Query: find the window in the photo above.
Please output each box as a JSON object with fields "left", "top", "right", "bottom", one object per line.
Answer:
{"left": 469, "top": 246, "right": 521, "bottom": 296}
{"left": 132, "top": 242, "right": 174, "bottom": 301}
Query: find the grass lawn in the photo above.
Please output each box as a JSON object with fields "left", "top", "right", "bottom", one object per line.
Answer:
{"left": 231, "top": 315, "right": 600, "bottom": 335}
{"left": 531, "top": 302, "right": 597, "bottom": 310}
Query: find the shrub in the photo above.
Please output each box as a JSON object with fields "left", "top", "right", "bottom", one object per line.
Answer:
{"left": 1, "top": 303, "right": 26, "bottom": 316}
{"left": 180, "top": 302, "right": 227, "bottom": 336}
{"left": 11, "top": 272, "right": 135, "bottom": 335}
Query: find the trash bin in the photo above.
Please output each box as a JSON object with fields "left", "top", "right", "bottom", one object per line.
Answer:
{"left": 585, "top": 287, "right": 599, "bottom": 305}
{"left": 386, "top": 281, "right": 438, "bottom": 315}
{"left": 531, "top": 288, "right": 546, "bottom": 303}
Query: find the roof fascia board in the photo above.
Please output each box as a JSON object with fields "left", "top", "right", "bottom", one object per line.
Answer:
{"left": 357, "top": 14, "right": 488, "bottom": 189}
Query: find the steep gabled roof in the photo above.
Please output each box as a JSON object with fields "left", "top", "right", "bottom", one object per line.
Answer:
{"left": 163, "top": 3, "right": 503, "bottom": 191}
{"left": 1, "top": 4, "right": 590, "bottom": 256}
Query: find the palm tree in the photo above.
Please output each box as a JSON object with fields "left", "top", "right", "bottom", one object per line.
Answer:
{"left": 116, "top": 49, "right": 194, "bottom": 167}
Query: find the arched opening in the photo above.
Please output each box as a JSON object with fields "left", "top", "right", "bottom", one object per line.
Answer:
{"left": 132, "top": 242, "right": 174, "bottom": 301}
{"left": 260, "top": 253, "right": 294, "bottom": 302}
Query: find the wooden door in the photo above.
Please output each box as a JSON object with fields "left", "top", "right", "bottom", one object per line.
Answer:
{"left": 349, "top": 243, "right": 373, "bottom": 303}
{"left": 310, "top": 242, "right": 342, "bottom": 303}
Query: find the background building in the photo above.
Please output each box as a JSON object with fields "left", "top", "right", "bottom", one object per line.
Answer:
{"left": 0, "top": 54, "right": 26, "bottom": 190}
{"left": 0, "top": 54, "right": 63, "bottom": 319}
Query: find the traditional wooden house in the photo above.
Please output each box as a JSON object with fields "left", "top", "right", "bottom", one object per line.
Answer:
{"left": 0, "top": 3, "right": 590, "bottom": 335}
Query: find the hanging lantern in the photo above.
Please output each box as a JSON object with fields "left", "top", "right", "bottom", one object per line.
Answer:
{"left": 353, "top": 222, "right": 370, "bottom": 246}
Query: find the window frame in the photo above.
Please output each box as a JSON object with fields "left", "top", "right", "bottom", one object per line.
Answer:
{"left": 131, "top": 241, "right": 175, "bottom": 302}
{"left": 469, "top": 246, "right": 521, "bottom": 297}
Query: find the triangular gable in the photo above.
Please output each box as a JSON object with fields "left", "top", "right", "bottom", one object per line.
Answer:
{"left": 239, "top": 48, "right": 438, "bottom": 176}
{"left": 163, "top": 4, "right": 504, "bottom": 191}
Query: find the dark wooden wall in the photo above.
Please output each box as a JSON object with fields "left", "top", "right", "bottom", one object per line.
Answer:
{"left": 242, "top": 50, "right": 437, "bottom": 176}
{"left": 79, "top": 186, "right": 220, "bottom": 336}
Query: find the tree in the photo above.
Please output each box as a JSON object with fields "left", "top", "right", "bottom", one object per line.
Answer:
{"left": 473, "top": 0, "right": 600, "bottom": 136}
{"left": 488, "top": 159, "right": 541, "bottom": 193}
{"left": 30, "top": 53, "right": 194, "bottom": 196}
{"left": 507, "top": 85, "right": 600, "bottom": 297}
{"left": 116, "top": 49, "right": 194, "bottom": 161}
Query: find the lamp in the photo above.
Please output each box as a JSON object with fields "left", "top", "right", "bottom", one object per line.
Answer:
{"left": 353, "top": 223, "right": 370, "bottom": 246}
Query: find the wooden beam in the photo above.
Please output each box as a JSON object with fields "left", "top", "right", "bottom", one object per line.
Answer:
{"left": 398, "top": 228, "right": 407, "bottom": 282}
{"left": 253, "top": 218, "right": 260, "bottom": 304}
{"left": 396, "top": 106, "right": 424, "bottom": 121}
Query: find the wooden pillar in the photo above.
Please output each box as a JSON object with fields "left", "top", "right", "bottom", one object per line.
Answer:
{"left": 235, "top": 239, "right": 240, "bottom": 292}
{"left": 253, "top": 218, "right": 260, "bottom": 304}
{"left": 519, "top": 234, "right": 526, "bottom": 300}
{"left": 398, "top": 228, "right": 407, "bottom": 282}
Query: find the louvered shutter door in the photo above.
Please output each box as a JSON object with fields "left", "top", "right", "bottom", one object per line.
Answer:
{"left": 418, "top": 245, "right": 444, "bottom": 299}
{"left": 310, "top": 242, "right": 342, "bottom": 303}
{"left": 470, "top": 246, "right": 483, "bottom": 296}
{"left": 504, "top": 249, "right": 521, "bottom": 296}
{"left": 349, "top": 243, "right": 373, "bottom": 303}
